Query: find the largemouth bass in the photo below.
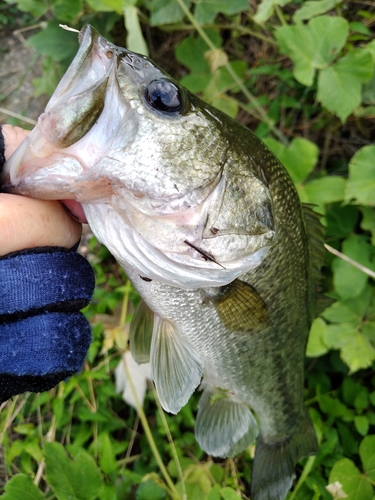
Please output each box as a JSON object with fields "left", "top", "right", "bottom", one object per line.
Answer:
{"left": 1, "top": 26, "right": 320, "bottom": 500}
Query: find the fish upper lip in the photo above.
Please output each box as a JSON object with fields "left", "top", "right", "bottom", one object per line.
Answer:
{"left": 0, "top": 25, "right": 124, "bottom": 189}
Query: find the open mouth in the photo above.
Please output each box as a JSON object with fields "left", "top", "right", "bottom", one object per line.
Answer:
{"left": 61, "top": 200, "right": 88, "bottom": 223}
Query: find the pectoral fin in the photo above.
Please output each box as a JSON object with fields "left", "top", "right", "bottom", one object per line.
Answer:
{"left": 151, "top": 316, "right": 203, "bottom": 414}
{"left": 195, "top": 388, "right": 258, "bottom": 457}
{"left": 210, "top": 279, "right": 269, "bottom": 332}
{"left": 129, "top": 300, "right": 154, "bottom": 364}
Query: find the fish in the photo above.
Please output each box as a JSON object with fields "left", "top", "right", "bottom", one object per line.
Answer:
{"left": 1, "top": 25, "right": 320, "bottom": 500}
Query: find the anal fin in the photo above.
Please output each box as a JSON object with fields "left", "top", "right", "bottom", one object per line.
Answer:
{"left": 129, "top": 300, "right": 154, "bottom": 364}
{"left": 251, "top": 408, "right": 318, "bottom": 500}
{"left": 195, "top": 388, "right": 258, "bottom": 457}
{"left": 151, "top": 316, "right": 203, "bottom": 414}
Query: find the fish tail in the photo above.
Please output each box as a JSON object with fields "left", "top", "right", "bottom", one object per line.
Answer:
{"left": 195, "top": 388, "right": 258, "bottom": 458}
{"left": 250, "top": 409, "right": 318, "bottom": 500}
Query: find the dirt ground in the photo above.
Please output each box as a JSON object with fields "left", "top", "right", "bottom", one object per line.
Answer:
{"left": 0, "top": 29, "right": 47, "bottom": 126}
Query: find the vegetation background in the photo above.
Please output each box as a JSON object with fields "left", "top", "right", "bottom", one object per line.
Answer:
{"left": 0, "top": 0, "right": 375, "bottom": 499}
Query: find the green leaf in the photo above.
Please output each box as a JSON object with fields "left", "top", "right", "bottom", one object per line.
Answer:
{"left": 6, "top": 0, "right": 48, "bottom": 17}
{"left": 324, "top": 323, "right": 358, "bottom": 349}
{"left": 85, "top": 0, "right": 114, "bottom": 11}
{"left": 176, "top": 31, "right": 221, "bottom": 73}
{"left": 360, "top": 435, "right": 375, "bottom": 481}
{"left": 340, "top": 333, "right": 375, "bottom": 373}
{"left": 44, "top": 442, "right": 104, "bottom": 500}
{"left": 354, "top": 389, "right": 369, "bottom": 411}
{"left": 53, "top": 0, "right": 83, "bottom": 23}
{"left": 136, "top": 480, "right": 166, "bottom": 500}
{"left": 297, "top": 176, "right": 346, "bottom": 209}
{"left": 150, "top": 0, "right": 191, "bottom": 26}
{"left": 0, "top": 474, "right": 45, "bottom": 500}
{"left": 181, "top": 73, "right": 212, "bottom": 93}
{"left": 306, "top": 317, "right": 329, "bottom": 357}
{"left": 276, "top": 16, "right": 349, "bottom": 86}
{"left": 95, "top": 0, "right": 122, "bottom": 12}
{"left": 354, "top": 415, "right": 369, "bottom": 436}
{"left": 6, "top": 441, "right": 25, "bottom": 464}
{"left": 168, "top": 458, "right": 195, "bottom": 478}
{"left": 342, "top": 378, "right": 363, "bottom": 406}
{"left": 350, "top": 21, "right": 372, "bottom": 36}
{"left": 253, "top": 0, "right": 292, "bottom": 25}
{"left": 324, "top": 317, "right": 375, "bottom": 372}
{"left": 263, "top": 137, "right": 318, "bottom": 184}
{"left": 329, "top": 458, "right": 374, "bottom": 499}
{"left": 194, "top": 0, "right": 248, "bottom": 24}
{"left": 362, "top": 71, "right": 375, "bottom": 105}
{"left": 98, "top": 433, "right": 117, "bottom": 476}
{"left": 317, "top": 49, "right": 374, "bottom": 121}
{"left": 211, "top": 96, "right": 238, "bottom": 117}
{"left": 206, "top": 485, "right": 221, "bottom": 500}
{"left": 332, "top": 235, "right": 373, "bottom": 300}
{"left": 220, "top": 487, "right": 242, "bottom": 500}
{"left": 365, "top": 40, "right": 375, "bottom": 60}
{"left": 99, "top": 484, "right": 116, "bottom": 500}
{"left": 326, "top": 203, "right": 359, "bottom": 240}
{"left": 209, "top": 464, "right": 224, "bottom": 483}
{"left": 124, "top": 6, "right": 149, "bottom": 55}
{"left": 24, "top": 440, "right": 43, "bottom": 462}
{"left": 203, "top": 61, "right": 247, "bottom": 97}
{"left": 361, "top": 207, "right": 375, "bottom": 246}
{"left": 322, "top": 286, "right": 371, "bottom": 323}
{"left": 319, "top": 393, "right": 350, "bottom": 418}
{"left": 345, "top": 145, "right": 375, "bottom": 207}
{"left": 294, "top": 0, "right": 341, "bottom": 21}
{"left": 27, "top": 21, "right": 79, "bottom": 62}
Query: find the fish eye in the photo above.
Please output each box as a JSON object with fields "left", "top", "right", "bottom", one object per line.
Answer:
{"left": 144, "top": 79, "right": 183, "bottom": 113}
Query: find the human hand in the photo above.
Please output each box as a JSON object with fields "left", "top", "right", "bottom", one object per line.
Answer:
{"left": 0, "top": 124, "right": 82, "bottom": 257}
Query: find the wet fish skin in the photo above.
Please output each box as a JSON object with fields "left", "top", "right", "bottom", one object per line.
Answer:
{"left": 1, "top": 26, "right": 318, "bottom": 500}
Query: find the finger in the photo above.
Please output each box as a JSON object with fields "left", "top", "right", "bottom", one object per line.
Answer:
{"left": 0, "top": 194, "right": 82, "bottom": 257}
{"left": 2, "top": 124, "right": 31, "bottom": 159}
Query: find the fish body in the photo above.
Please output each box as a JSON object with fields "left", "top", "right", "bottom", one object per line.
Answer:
{"left": 1, "top": 26, "right": 318, "bottom": 499}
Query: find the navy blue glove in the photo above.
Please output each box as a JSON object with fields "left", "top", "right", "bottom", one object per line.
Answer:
{"left": 0, "top": 246, "right": 94, "bottom": 402}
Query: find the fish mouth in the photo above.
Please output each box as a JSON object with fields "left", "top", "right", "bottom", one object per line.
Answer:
{"left": 61, "top": 200, "right": 88, "bottom": 223}
{"left": 0, "top": 25, "right": 121, "bottom": 199}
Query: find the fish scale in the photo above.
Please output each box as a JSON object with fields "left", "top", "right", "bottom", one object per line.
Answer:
{"left": 1, "top": 25, "right": 320, "bottom": 500}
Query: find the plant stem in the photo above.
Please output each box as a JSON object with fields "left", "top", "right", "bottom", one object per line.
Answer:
{"left": 162, "top": 22, "right": 276, "bottom": 45}
{"left": 0, "top": 106, "right": 36, "bottom": 126}
{"left": 152, "top": 385, "right": 187, "bottom": 500}
{"left": 289, "top": 455, "right": 316, "bottom": 500}
{"left": 325, "top": 244, "right": 375, "bottom": 279}
{"left": 123, "top": 360, "right": 181, "bottom": 499}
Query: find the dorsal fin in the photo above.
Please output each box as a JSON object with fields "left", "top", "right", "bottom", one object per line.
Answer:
{"left": 302, "top": 203, "right": 332, "bottom": 315}
{"left": 208, "top": 279, "right": 269, "bottom": 332}
{"left": 151, "top": 316, "right": 203, "bottom": 414}
{"left": 129, "top": 300, "right": 154, "bottom": 364}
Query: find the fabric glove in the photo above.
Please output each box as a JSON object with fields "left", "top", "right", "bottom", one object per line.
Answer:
{"left": 0, "top": 247, "right": 94, "bottom": 402}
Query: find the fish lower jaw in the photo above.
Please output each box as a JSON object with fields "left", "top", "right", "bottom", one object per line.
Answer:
{"left": 61, "top": 200, "right": 88, "bottom": 223}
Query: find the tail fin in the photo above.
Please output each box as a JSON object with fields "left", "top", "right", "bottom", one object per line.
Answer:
{"left": 195, "top": 388, "right": 258, "bottom": 458}
{"left": 250, "top": 410, "right": 318, "bottom": 500}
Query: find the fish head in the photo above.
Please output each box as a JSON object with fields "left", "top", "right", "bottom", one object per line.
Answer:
{"left": 1, "top": 25, "right": 276, "bottom": 288}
